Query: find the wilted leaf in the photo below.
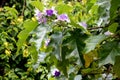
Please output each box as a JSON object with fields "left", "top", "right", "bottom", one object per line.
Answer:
{"left": 83, "top": 50, "right": 98, "bottom": 68}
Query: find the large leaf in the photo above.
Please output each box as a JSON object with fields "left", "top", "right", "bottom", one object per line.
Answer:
{"left": 50, "top": 32, "right": 63, "bottom": 60}
{"left": 30, "top": 24, "right": 50, "bottom": 66}
{"left": 49, "top": 29, "right": 87, "bottom": 76}
{"left": 83, "top": 35, "right": 106, "bottom": 54}
{"left": 65, "top": 29, "right": 88, "bottom": 66}
{"left": 16, "top": 20, "right": 38, "bottom": 54}
{"left": 50, "top": 32, "right": 69, "bottom": 76}
{"left": 99, "top": 41, "right": 120, "bottom": 66}
{"left": 30, "top": 24, "right": 48, "bottom": 51}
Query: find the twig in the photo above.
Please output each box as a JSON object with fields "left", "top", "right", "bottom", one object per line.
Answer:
{"left": 87, "top": 24, "right": 109, "bottom": 30}
{"left": 88, "top": 26, "right": 105, "bottom": 30}
{"left": 22, "top": 0, "right": 26, "bottom": 16}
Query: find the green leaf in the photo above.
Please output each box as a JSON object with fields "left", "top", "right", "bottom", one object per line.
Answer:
{"left": 16, "top": 19, "right": 38, "bottom": 54}
{"left": 30, "top": 1, "right": 44, "bottom": 11}
{"left": 89, "top": 5, "right": 99, "bottom": 15}
{"left": 99, "top": 41, "right": 120, "bottom": 66}
{"left": 4, "top": 7, "right": 18, "bottom": 19}
{"left": 51, "top": 32, "right": 62, "bottom": 60}
{"left": 30, "top": 24, "right": 48, "bottom": 51}
{"left": 113, "top": 56, "right": 120, "bottom": 78}
{"left": 50, "top": 32, "right": 69, "bottom": 76}
{"left": 28, "top": 44, "right": 38, "bottom": 63}
{"left": 66, "top": 29, "right": 88, "bottom": 66}
{"left": 56, "top": 3, "right": 72, "bottom": 14}
{"left": 110, "top": 0, "right": 120, "bottom": 19}
{"left": 49, "top": 77, "right": 55, "bottom": 80}
{"left": 49, "top": 29, "right": 87, "bottom": 76}
{"left": 108, "top": 23, "right": 118, "bottom": 33}
{"left": 83, "top": 35, "right": 106, "bottom": 54}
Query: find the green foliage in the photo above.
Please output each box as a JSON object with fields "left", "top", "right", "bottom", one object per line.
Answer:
{"left": 30, "top": 1, "right": 44, "bottom": 11}
{"left": 83, "top": 35, "right": 106, "bottom": 54}
{"left": 108, "top": 23, "right": 118, "bottom": 33}
{"left": 113, "top": 56, "right": 120, "bottom": 78}
{"left": 16, "top": 19, "right": 38, "bottom": 54}
{"left": 99, "top": 41, "right": 120, "bottom": 66}
{"left": 110, "top": 0, "right": 120, "bottom": 19}
{"left": 56, "top": 3, "right": 73, "bottom": 14}
{"left": 1, "top": 0, "right": 120, "bottom": 79}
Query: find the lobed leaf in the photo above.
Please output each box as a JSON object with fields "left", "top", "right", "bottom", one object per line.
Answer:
{"left": 99, "top": 41, "right": 120, "bottom": 66}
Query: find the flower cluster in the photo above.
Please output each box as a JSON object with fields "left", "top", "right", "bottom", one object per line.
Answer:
{"left": 34, "top": 7, "right": 70, "bottom": 24}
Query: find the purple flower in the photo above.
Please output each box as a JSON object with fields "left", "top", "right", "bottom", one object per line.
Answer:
{"left": 46, "top": 9, "right": 54, "bottom": 16}
{"left": 34, "top": 9, "right": 47, "bottom": 24}
{"left": 54, "top": 71, "right": 60, "bottom": 77}
{"left": 52, "top": 68, "right": 60, "bottom": 77}
{"left": 44, "top": 7, "right": 57, "bottom": 16}
{"left": 38, "top": 17, "right": 47, "bottom": 24}
{"left": 57, "top": 14, "right": 70, "bottom": 23}
{"left": 104, "top": 31, "right": 113, "bottom": 36}
{"left": 34, "top": 9, "right": 42, "bottom": 19}
{"left": 45, "top": 38, "right": 50, "bottom": 46}
{"left": 79, "top": 22, "right": 87, "bottom": 29}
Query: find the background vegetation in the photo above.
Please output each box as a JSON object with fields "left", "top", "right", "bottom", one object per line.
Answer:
{"left": 0, "top": 0, "right": 120, "bottom": 80}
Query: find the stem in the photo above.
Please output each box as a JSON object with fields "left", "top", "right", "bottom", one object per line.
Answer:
{"left": 22, "top": 0, "right": 26, "bottom": 16}
{"left": 88, "top": 26, "right": 105, "bottom": 30}
{"left": 87, "top": 24, "right": 109, "bottom": 30}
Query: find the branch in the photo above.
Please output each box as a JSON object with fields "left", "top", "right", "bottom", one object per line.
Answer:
{"left": 87, "top": 24, "right": 109, "bottom": 30}
{"left": 88, "top": 26, "right": 105, "bottom": 30}
{"left": 22, "top": 0, "right": 26, "bottom": 16}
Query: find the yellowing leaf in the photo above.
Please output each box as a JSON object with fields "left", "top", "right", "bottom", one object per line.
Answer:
{"left": 83, "top": 50, "right": 98, "bottom": 68}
